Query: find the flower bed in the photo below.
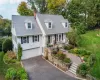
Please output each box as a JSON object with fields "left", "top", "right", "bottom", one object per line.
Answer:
{"left": 3, "top": 51, "right": 18, "bottom": 64}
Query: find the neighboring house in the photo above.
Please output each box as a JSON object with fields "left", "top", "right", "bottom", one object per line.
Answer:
{"left": 12, "top": 13, "right": 69, "bottom": 60}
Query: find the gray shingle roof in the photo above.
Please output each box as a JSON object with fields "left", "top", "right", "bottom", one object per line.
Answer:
{"left": 12, "top": 15, "right": 42, "bottom": 36}
{"left": 37, "top": 14, "right": 69, "bottom": 35}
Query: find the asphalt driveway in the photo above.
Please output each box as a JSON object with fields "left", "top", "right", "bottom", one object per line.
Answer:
{"left": 22, "top": 56, "right": 77, "bottom": 80}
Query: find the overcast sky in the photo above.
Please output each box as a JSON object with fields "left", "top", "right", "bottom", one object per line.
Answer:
{"left": 0, "top": 0, "right": 27, "bottom": 20}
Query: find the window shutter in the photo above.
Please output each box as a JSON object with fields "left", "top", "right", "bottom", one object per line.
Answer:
{"left": 27, "top": 36, "right": 29, "bottom": 43}
{"left": 33, "top": 36, "right": 34, "bottom": 42}
{"left": 21, "top": 37, "right": 23, "bottom": 44}
{"left": 62, "top": 33, "right": 63, "bottom": 40}
{"left": 38, "top": 35, "right": 39, "bottom": 42}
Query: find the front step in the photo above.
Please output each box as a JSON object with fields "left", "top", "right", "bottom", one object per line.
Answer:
{"left": 68, "top": 63, "right": 78, "bottom": 75}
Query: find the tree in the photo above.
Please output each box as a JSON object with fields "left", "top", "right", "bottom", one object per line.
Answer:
{"left": 67, "top": 0, "right": 100, "bottom": 29}
{"left": 0, "top": 17, "right": 11, "bottom": 36}
{"left": 28, "top": 0, "right": 47, "bottom": 13}
{"left": 67, "top": 29, "right": 82, "bottom": 47}
{"left": 17, "top": 44, "right": 22, "bottom": 61}
{"left": 2, "top": 38, "right": 12, "bottom": 53}
{"left": 17, "top": 1, "right": 33, "bottom": 16}
{"left": 47, "top": 0, "right": 66, "bottom": 14}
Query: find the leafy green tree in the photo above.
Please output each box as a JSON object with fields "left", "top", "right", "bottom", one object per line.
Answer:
{"left": 17, "top": 1, "right": 33, "bottom": 16}
{"left": 67, "top": 30, "right": 81, "bottom": 47}
{"left": 0, "top": 17, "right": 11, "bottom": 36}
{"left": 47, "top": 0, "right": 66, "bottom": 14}
{"left": 28, "top": 0, "right": 47, "bottom": 13}
{"left": 2, "top": 38, "right": 12, "bottom": 53}
{"left": 67, "top": 0, "right": 100, "bottom": 29}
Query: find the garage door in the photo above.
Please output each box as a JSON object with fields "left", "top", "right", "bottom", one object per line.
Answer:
{"left": 22, "top": 48, "right": 41, "bottom": 60}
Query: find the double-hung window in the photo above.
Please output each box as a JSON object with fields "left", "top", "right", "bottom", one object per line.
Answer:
{"left": 65, "top": 22, "right": 67, "bottom": 27}
{"left": 27, "top": 23, "right": 32, "bottom": 29}
{"left": 48, "top": 22, "right": 52, "bottom": 29}
{"left": 21, "top": 36, "right": 29, "bottom": 44}
{"left": 33, "top": 35, "right": 39, "bottom": 42}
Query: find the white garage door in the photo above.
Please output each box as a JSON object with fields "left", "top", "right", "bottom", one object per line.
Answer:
{"left": 22, "top": 48, "right": 41, "bottom": 60}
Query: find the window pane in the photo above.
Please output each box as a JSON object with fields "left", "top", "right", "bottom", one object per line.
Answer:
{"left": 65, "top": 23, "right": 67, "bottom": 27}
{"left": 28, "top": 23, "right": 31, "bottom": 28}
{"left": 23, "top": 37, "right": 27, "bottom": 43}
{"left": 49, "top": 23, "right": 51, "bottom": 28}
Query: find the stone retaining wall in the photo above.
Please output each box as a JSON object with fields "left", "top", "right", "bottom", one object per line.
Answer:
{"left": 44, "top": 48, "right": 71, "bottom": 71}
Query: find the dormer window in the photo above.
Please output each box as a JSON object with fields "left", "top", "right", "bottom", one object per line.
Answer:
{"left": 48, "top": 22, "right": 52, "bottom": 29}
{"left": 61, "top": 19, "right": 68, "bottom": 28}
{"left": 44, "top": 19, "right": 52, "bottom": 29}
{"left": 27, "top": 23, "right": 32, "bottom": 29}
{"left": 25, "top": 20, "right": 32, "bottom": 29}
{"left": 65, "top": 22, "right": 67, "bottom": 28}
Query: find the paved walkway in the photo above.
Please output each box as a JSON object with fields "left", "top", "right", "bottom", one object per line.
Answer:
{"left": 22, "top": 56, "right": 77, "bottom": 80}
{"left": 62, "top": 50, "right": 82, "bottom": 78}
{"left": 63, "top": 50, "right": 82, "bottom": 65}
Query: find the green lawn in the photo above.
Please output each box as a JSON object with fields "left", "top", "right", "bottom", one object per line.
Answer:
{"left": 79, "top": 29, "right": 100, "bottom": 79}
{"left": 0, "top": 52, "right": 21, "bottom": 80}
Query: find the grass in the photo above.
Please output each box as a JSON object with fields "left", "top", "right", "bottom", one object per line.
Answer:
{"left": 79, "top": 29, "right": 100, "bottom": 79}
{"left": 0, "top": 52, "right": 21, "bottom": 80}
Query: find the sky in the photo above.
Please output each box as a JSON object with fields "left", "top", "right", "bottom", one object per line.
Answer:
{"left": 0, "top": 0, "right": 27, "bottom": 20}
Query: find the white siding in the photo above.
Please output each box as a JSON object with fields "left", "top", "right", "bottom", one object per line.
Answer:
{"left": 17, "top": 35, "right": 42, "bottom": 50}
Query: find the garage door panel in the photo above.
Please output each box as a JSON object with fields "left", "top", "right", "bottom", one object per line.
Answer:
{"left": 22, "top": 48, "right": 41, "bottom": 60}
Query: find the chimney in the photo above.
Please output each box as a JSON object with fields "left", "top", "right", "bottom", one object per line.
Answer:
{"left": 34, "top": 9, "right": 37, "bottom": 19}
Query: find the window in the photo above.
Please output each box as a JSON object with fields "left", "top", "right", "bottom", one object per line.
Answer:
{"left": 27, "top": 23, "right": 32, "bottom": 29}
{"left": 33, "top": 35, "right": 39, "bottom": 42}
{"left": 21, "top": 36, "right": 29, "bottom": 44}
{"left": 48, "top": 36, "right": 50, "bottom": 43}
{"left": 65, "top": 22, "right": 67, "bottom": 27}
{"left": 48, "top": 22, "right": 52, "bottom": 29}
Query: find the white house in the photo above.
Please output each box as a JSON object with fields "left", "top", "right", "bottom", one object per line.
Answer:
{"left": 12, "top": 13, "right": 70, "bottom": 60}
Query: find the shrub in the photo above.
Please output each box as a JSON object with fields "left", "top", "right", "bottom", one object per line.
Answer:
{"left": 17, "top": 68, "right": 28, "bottom": 80}
{"left": 64, "top": 44, "right": 74, "bottom": 50}
{"left": 3, "top": 51, "right": 17, "bottom": 64}
{"left": 77, "top": 63, "right": 89, "bottom": 77}
{"left": 69, "top": 48, "right": 78, "bottom": 54}
{"left": 83, "top": 56, "right": 89, "bottom": 62}
{"left": 69, "top": 48, "right": 91, "bottom": 56}
{"left": 5, "top": 68, "right": 17, "bottom": 80}
{"left": 2, "top": 38, "right": 12, "bottom": 53}
{"left": 67, "top": 31, "right": 81, "bottom": 47}
{"left": 18, "top": 44, "right": 22, "bottom": 61}
{"left": 56, "top": 51, "right": 66, "bottom": 60}
{"left": 88, "top": 54, "right": 96, "bottom": 67}
{"left": 0, "top": 38, "right": 5, "bottom": 51}
{"left": 5, "top": 68, "right": 28, "bottom": 80}
{"left": 63, "top": 58, "right": 71, "bottom": 63}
